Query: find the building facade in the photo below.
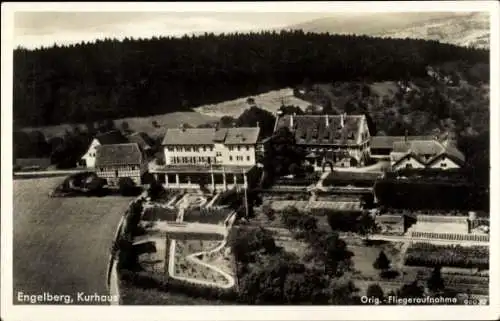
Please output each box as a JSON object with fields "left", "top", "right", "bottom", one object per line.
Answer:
{"left": 273, "top": 113, "right": 371, "bottom": 171}
{"left": 390, "top": 139, "right": 465, "bottom": 171}
{"left": 154, "top": 126, "right": 261, "bottom": 191}
{"left": 79, "top": 130, "right": 129, "bottom": 168}
{"left": 95, "top": 143, "right": 147, "bottom": 186}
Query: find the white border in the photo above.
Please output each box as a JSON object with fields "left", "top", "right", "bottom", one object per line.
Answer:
{"left": 2, "top": 2, "right": 499, "bottom": 321}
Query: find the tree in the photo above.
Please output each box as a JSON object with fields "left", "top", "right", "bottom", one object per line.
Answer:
{"left": 121, "top": 121, "right": 131, "bottom": 133}
{"left": 118, "top": 177, "right": 138, "bottom": 196}
{"left": 219, "top": 116, "right": 236, "bottom": 128}
{"left": 373, "top": 250, "right": 391, "bottom": 271}
{"left": 148, "top": 179, "right": 166, "bottom": 201}
{"left": 366, "top": 284, "right": 385, "bottom": 301}
{"left": 398, "top": 280, "right": 424, "bottom": 299}
{"left": 237, "top": 106, "right": 276, "bottom": 138}
{"left": 262, "top": 204, "right": 275, "bottom": 221}
{"left": 427, "top": 266, "right": 445, "bottom": 294}
{"left": 357, "top": 212, "right": 378, "bottom": 240}
{"left": 85, "top": 176, "right": 107, "bottom": 194}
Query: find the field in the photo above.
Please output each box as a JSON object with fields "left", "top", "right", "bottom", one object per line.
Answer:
{"left": 13, "top": 177, "right": 134, "bottom": 304}
{"left": 193, "top": 88, "right": 312, "bottom": 118}
{"left": 22, "top": 111, "right": 219, "bottom": 139}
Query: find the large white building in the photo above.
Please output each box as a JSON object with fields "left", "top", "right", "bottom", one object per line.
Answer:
{"left": 153, "top": 126, "right": 261, "bottom": 191}
{"left": 79, "top": 130, "right": 129, "bottom": 168}
{"left": 273, "top": 113, "right": 371, "bottom": 171}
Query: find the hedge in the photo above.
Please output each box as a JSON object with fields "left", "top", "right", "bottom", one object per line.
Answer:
{"left": 119, "top": 269, "right": 237, "bottom": 301}
{"left": 374, "top": 179, "right": 483, "bottom": 210}
{"left": 404, "top": 243, "right": 489, "bottom": 269}
{"left": 323, "top": 171, "right": 380, "bottom": 187}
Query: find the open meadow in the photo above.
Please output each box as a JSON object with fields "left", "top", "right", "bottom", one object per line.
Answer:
{"left": 13, "top": 177, "right": 134, "bottom": 304}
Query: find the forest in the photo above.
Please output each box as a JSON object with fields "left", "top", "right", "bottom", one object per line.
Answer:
{"left": 13, "top": 30, "right": 488, "bottom": 128}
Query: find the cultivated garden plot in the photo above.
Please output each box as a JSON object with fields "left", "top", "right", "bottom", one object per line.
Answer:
{"left": 404, "top": 242, "right": 489, "bottom": 269}
{"left": 172, "top": 239, "right": 233, "bottom": 286}
{"left": 141, "top": 206, "right": 178, "bottom": 222}
{"left": 182, "top": 207, "right": 234, "bottom": 225}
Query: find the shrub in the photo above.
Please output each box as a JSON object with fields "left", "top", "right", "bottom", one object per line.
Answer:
{"left": 373, "top": 251, "right": 391, "bottom": 271}
{"left": 404, "top": 243, "right": 489, "bottom": 269}
{"left": 119, "top": 177, "right": 139, "bottom": 196}
{"left": 148, "top": 180, "right": 167, "bottom": 201}
{"left": 366, "top": 284, "right": 385, "bottom": 300}
{"left": 262, "top": 204, "right": 275, "bottom": 221}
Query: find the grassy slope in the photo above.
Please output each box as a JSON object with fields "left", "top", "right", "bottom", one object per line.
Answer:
{"left": 13, "top": 177, "right": 134, "bottom": 304}
{"left": 22, "top": 111, "right": 219, "bottom": 140}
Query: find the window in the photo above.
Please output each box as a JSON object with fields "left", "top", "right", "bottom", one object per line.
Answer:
{"left": 247, "top": 156, "right": 250, "bottom": 161}
{"left": 246, "top": 146, "right": 250, "bottom": 151}
{"left": 203, "top": 146, "right": 206, "bottom": 152}
{"left": 210, "top": 146, "right": 213, "bottom": 151}
{"left": 229, "top": 156, "right": 233, "bottom": 161}
{"left": 441, "top": 162, "right": 447, "bottom": 168}
{"left": 216, "top": 152, "right": 222, "bottom": 157}
{"left": 406, "top": 163, "right": 413, "bottom": 169}
{"left": 237, "top": 146, "right": 241, "bottom": 151}
{"left": 229, "top": 146, "right": 234, "bottom": 151}
{"left": 132, "top": 166, "right": 137, "bottom": 170}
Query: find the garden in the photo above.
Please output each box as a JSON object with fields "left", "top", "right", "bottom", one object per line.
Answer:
{"left": 323, "top": 171, "right": 381, "bottom": 187}
{"left": 172, "top": 239, "right": 233, "bottom": 287}
{"left": 273, "top": 172, "right": 321, "bottom": 187}
{"left": 404, "top": 243, "right": 489, "bottom": 269}
{"left": 141, "top": 206, "right": 178, "bottom": 222}
{"left": 182, "top": 207, "right": 234, "bottom": 224}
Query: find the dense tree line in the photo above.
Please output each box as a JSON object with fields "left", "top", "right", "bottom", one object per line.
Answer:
{"left": 14, "top": 30, "right": 488, "bottom": 128}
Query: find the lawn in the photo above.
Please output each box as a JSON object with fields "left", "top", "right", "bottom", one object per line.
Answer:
{"left": 13, "top": 177, "right": 135, "bottom": 305}
{"left": 172, "top": 240, "right": 231, "bottom": 286}
{"left": 193, "top": 88, "right": 311, "bottom": 118}
{"left": 348, "top": 240, "right": 404, "bottom": 279}
{"left": 22, "top": 111, "right": 219, "bottom": 139}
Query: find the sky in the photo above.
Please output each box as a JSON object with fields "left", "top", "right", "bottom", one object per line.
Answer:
{"left": 14, "top": 12, "right": 332, "bottom": 49}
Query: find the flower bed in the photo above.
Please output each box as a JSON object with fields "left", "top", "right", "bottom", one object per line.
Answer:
{"left": 274, "top": 173, "right": 320, "bottom": 186}
{"left": 323, "top": 171, "right": 380, "bottom": 187}
{"left": 166, "top": 232, "right": 224, "bottom": 241}
{"left": 173, "top": 240, "right": 230, "bottom": 286}
{"left": 404, "top": 243, "right": 489, "bottom": 269}
{"left": 183, "top": 207, "right": 233, "bottom": 224}
{"left": 142, "top": 206, "right": 178, "bottom": 222}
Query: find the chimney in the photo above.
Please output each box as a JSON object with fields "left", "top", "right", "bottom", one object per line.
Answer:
{"left": 256, "top": 121, "right": 260, "bottom": 128}
{"left": 290, "top": 114, "right": 294, "bottom": 129}
{"left": 405, "top": 130, "right": 408, "bottom": 142}
{"left": 325, "top": 115, "right": 330, "bottom": 127}
{"left": 340, "top": 113, "right": 345, "bottom": 128}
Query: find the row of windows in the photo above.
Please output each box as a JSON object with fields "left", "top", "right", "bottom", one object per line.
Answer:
{"left": 169, "top": 154, "right": 252, "bottom": 164}
{"left": 171, "top": 156, "right": 215, "bottom": 165}
{"left": 168, "top": 145, "right": 214, "bottom": 152}
{"left": 167, "top": 145, "right": 252, "bottom": 153}
{"left": 228, "top": 145, "right": 251, "bottom": 152}
{"left": 229, "top": 155, "right": 251, "bottom": 162}
{"left": 98, "top": 166, "right": 139, "bottom": 171}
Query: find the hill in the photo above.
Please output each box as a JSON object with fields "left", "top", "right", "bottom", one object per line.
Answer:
{"left": 14, "top": 31, "right": 488, "bottom": 130}
{"left": 286, "top": 12, "right": 489, "bottom": 49}
{"left": 193, "top": 88, "right": 311, "bottom": 118}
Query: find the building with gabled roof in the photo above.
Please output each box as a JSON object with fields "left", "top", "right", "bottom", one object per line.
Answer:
{"left": 79, "top": 130, "right": 129, "bottom": 168}
{"left": 390, "top": 138, "right": 465, "bottom": 171}
{"left": 273, "top": 113, "right": 371, "bottom": 170}
{"left": 95, "top": 143, "right": 147, "bottom": 186}
{"left": 153, "top": 125, "right": 261, "bottom": 191}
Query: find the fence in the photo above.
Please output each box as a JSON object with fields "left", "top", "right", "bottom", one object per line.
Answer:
{"left": 409, "top": 231, "right": 489, "bottom": 242}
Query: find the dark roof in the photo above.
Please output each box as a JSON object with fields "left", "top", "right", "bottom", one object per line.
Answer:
{"left": 274, "top": 114, "right": 365, "bottom": 145}
{"left": 95, "top": 143, "right": 143, "bottom": 167}
{"left": 127, "top": 132, "right": 152, "bottom": 150}
{"left": 161, "top": 127, "right": 260, "bottom": 145}
{"left": 95, "top": 130, "right": 129, "bottom": 145}
{"left": 370, "top": 136, "right": 435, "bottom": 150}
